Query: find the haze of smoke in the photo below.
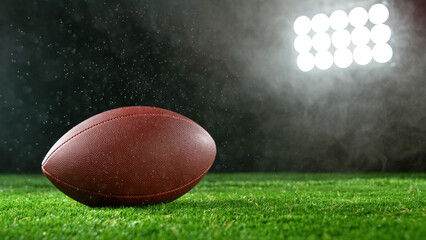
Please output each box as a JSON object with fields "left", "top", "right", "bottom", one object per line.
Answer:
{"left": 0, "top": 0, "right": 424, "bottom": 172}
{"left": 141, "top": 0, "right": 426, "bottom": 171}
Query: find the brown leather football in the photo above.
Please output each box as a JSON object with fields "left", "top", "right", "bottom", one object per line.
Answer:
{"left": 41, "top": 106, "right": 216, "bottom": 207}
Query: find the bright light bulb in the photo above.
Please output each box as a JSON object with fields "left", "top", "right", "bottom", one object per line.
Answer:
{"left": 349, "top": 7, "right": 368, "bottom": 27}
{"left": 353, "top": 45, "right": 372, "bottom": 65}
{"left": 369, "top": 4, "right": 389, "bottom": 24}
{"left": 372, "top": 43, "right": 393, "bottom": 63}
{"left": 297, "top": 52, "right": 315, "bottom": 72}
{"left": 294, "top": 35, "right": 312, "bottom": 53}
{"left": 371, "top": 24, "right": 391, "bottom": 43}
{"left": 330, "top": 10, "right": 349, "bottom": 30}
{"left": 294, "top": 16, "right": 311, "bottom": 35}
{"left": 332, "top": 29, "right": 351, "bottom": 48}
{"left": 334, "top": 48, "right": 353, "bottom": 68}
{"left": 311, "top": 13, "right": 330, "bottom": 33}
{"left": 315, "top": 51, "right": 333, "bottom": 70}
{"left": 312, "top": 33, "right": 331, "bottom": 51}
{"left": 351, "top": 26, "right": 371, "bottom": 46}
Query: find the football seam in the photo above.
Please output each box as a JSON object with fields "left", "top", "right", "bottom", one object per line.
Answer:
{"left": 42, "top": 164, "right": 211, "bottom": 198}
{"left": 42, "top": 113, "right": 196, "bottom": 167}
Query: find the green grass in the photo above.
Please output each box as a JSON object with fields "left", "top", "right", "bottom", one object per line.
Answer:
{"left": 0, "top": 173, "right": 425, "bottom": 240}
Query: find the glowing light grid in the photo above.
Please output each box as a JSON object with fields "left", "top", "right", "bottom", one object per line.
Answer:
{"left": 293, "top": 4, "right": 392, "bottom": 72}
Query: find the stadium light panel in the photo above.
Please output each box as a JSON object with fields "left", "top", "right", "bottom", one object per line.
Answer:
{"left": 294, "top": 3, "right": 392, "bottom": 72}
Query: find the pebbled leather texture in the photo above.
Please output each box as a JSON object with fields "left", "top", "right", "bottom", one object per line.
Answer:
{"left": 41, "top": 106, "right": 216, "bottom": 207}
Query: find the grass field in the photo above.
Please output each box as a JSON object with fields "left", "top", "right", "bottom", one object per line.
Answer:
{"left": 0, "top": 173, "right": 425, "bottom": 240}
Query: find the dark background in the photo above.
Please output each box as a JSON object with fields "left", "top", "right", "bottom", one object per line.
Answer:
{"left": 0, "top": 0, "right": 425, "bottom": 173}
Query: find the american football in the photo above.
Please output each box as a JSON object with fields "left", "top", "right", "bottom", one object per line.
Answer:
{"left": 41, "top": 106, "right": 216, "bottom": 207}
